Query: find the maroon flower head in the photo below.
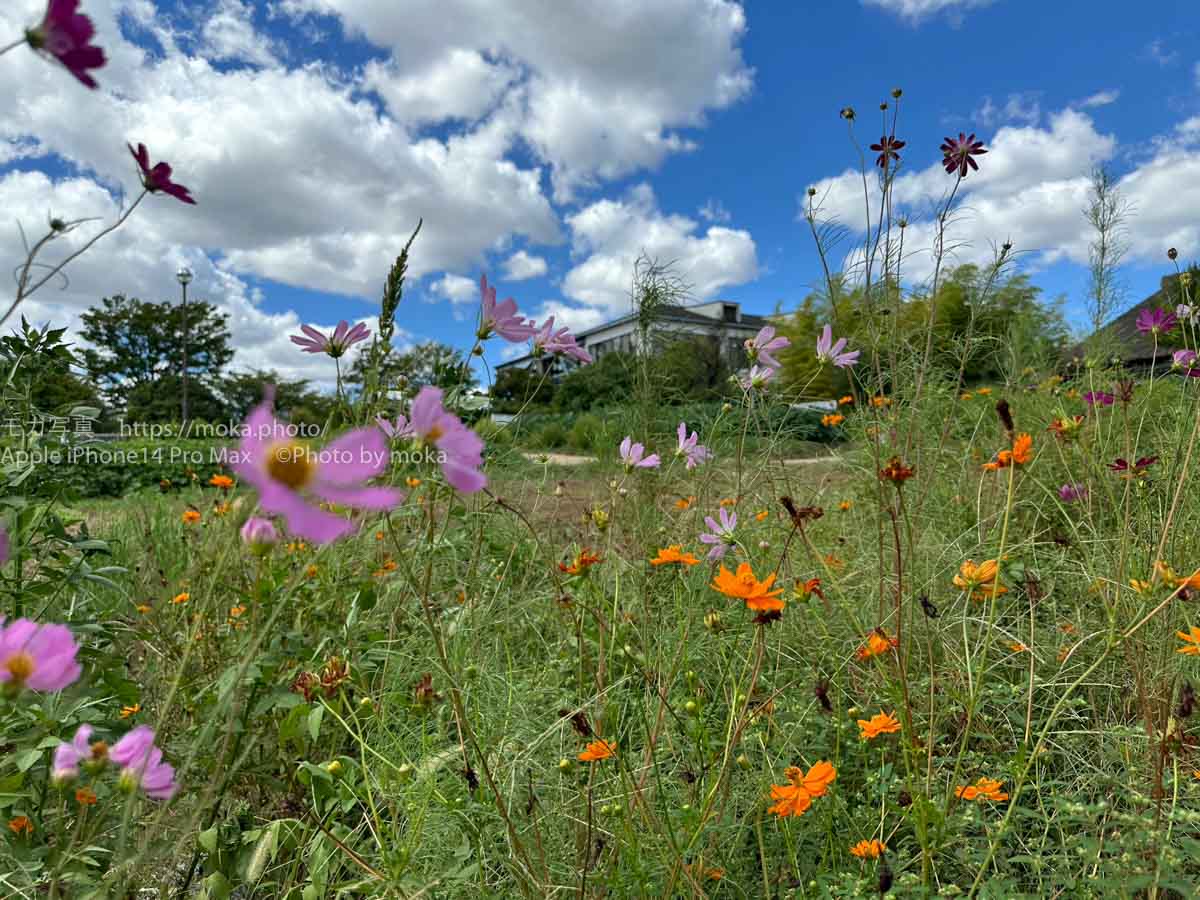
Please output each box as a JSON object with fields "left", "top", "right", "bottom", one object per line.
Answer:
{"left": 869, "top": 135, "right": 906, "bottom": 170}
{"left": 26, "top": 0, "right": 106, "bottom": 89}
{"left": 940, "top": 132, "right": 987, "bottom": 178}
{"left": 128, "top": 143, "right": 196, "bottom": 205}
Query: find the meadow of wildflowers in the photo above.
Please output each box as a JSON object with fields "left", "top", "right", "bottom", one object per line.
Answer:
{"left": 4, "top": 4, "right": 1200, "bottom": 899}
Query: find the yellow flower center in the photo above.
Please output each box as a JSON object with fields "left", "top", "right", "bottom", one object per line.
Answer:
{"left": 426, "top": 424, "right": 444, "bottom": 443}
{"left": 4, "top": 652, "right": 34, "bottom": 685}
{"left": 266, "top": 441, "right": 316, "bottom": 490}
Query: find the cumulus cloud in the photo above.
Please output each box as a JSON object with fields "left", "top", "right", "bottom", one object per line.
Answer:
{"left": 429, "top": 274, "right": 478, "bottom": 306}
{"left": 502, "top": 250, "right": 548, "bottom": 281}
{"left": 974, "top": 92, "right": 1041, "bottom": 128}
{"left": 1077, "top": 89, "right": 1120, "bottom": 109}
{"left": 560, "top": 183, "right": 758, "bottom": 316}
{"left": 860, "top": 0, "right": 996, "bottom": 24}
{"left": 201, "top": 0, "right": 279, "bottom": 67}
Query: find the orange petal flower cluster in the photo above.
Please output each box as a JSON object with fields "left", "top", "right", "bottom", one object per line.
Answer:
{"left": 650, "top": 545, "right": 700, "bottom": 567}
{"left": 849, "top": 839, "right": 886, "bottom": 858}
{"left": 856, "top": 630, "right": 898, "bottom": 660}
{"left": 711, "top": 562, "right": 785, "bottom": 612}
{"left": 1177, "top": 626, "right": 1200, "bottom": 656}
{"left": 208, "top": 474, "right": 234, "bottom": 489}
{"left": 767, "top": 761, "right": 836, "bottom": 818}
{"left": 857, "top": 711, "right": 901, "bottom": 740}
{"left": 821, "top": 413, "right": 845, "bottom": 427}
{"left": 982, "top": 433, "right": 1033, "bottom": 471}
{"left": 559, "top": 548, "right": 602, "bottom": 576}
{"left": 955, "top": 777, "right": 1009, "bottom": 802}
{"left": 954, "top": 559, "right": 1007, "bottom": 601}
{"left": 578, "top": 739, "right": 616, "bottom": 762}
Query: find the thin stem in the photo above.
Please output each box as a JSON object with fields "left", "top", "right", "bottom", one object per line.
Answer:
{"left": 0, "top": 37, "right": 27, "bottom": 56}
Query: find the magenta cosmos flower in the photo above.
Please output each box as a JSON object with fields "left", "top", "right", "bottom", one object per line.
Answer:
{"left": 1135, "top": 307, "right": 1177, "bottom": 336}
{"left": 745, "top": 326, "right": 790, "bottom": 368}
{"left": 741, "top": 365, "right": 776, "bottom": 391}
{"left": 110, "top": 726, "right": 177, "bottom": 801}
{"left": 477, "top": 275, "right": 536, "bottom": 343}
{"left": 289, "top": 321, "right": 371, "bottom": 358}
{"left": 25, "top": 0, "right": 106, "bottom": 89}
{"left": 231, "top": 390, "right": 403, "bottom": 544}
{"left": 1172, "top": 349, "right": 1200, "bottom": 377}
{"left": 0, "top": 618, "right": 81, "bottom": 693}
{"left": 815, "top": 324, "right": 860, "bottom": 368}
{"left": 128, "top": 143, "right": 196, "bottom": 205}
{"left": 941, "top": 133, "right": 987, "bottom": 177}
{"left": 52, "top": 724, "right": 97, "bottom": 781}
{"left": 870, "top": 135, "right": 906, "bottom": 169}
{"left": 409, "top": 387, "right": 487, "bottom": 493}
{"left": 699, "top": 507, "right": 737, "bottom": 560}
{"left": 1058, "top": 483, "right": 1087, "bottom": 503}
{"left": 532, "top": 316, "right": 592, "bottom": 363}
{"left": 375, "top": 413, "right": 415, "bottom": 440}
{"left": 675, "top": 422, "right": 712, "bottom": 470}
{"left": 619, "top": 436, "right": 660, "bottom": 471}
{"left": 1083, "top": 390, "right": 1114, "bottom": 408}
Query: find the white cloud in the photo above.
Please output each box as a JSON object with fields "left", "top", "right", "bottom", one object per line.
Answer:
{"left": 201, "top": 0, "right": 279, "bottom": 67}
{"left": 974, "top": 92, "right": 1041, "bottom": 128}
{"left": 429, "top": 274, "right": 478, "bottom": 305}
{"left": 699, "top": 198, "right": 732, "bottom": 223}
{"left": 1145, "top": 39, "right": 1177, "bottom": 66}
{"left": 363, "top": 48, "right": 515, "bottom": 124}
{"left": 502, "top": 250, "right": 548, "bottom": 281}
{"left": 561, "top": 183, "right": 758, "bottom": 315}
{"left": 1078, "top": 89, "right": 1119, "bottom": 109}
{"left": 861, "top": 0, "right": 996, "bottom": 24}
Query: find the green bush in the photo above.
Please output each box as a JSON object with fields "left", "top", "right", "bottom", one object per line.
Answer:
{"left": 25, "top": 438, "right": 231, "bottom": 498}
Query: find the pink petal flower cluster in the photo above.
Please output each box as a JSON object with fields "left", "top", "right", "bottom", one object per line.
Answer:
{"left": 741, "top": 365, "right": 776, "bottom": 391}
{"left": 1172, "top": 349, "right": 1200, "bottom": 378}
{"left": 110, "top": 726, "right": 177, "bottom": 801}
{"left": 232, "top": 390, "right": 403, "bottom": 544}
{"left": 815, "top": 324, "right": 860, "bottom": 368}
{"left": 745, "top": 326, "right": 790, "bottom": 369}
{"left": 0, "top": 618, "right": 81, "bottom": 693}
{"left": 699, "top": 508, "right": 737, "bottom": 560}
{"left": 675, "top": 422, "right": 712, "bottom": 470}
{"left": 239, "top": 516, "right": 278, "bottom": 549}
{"left": 478, "top": 275, "right": 536, "bottom": 343}
{"left": 25, "top": 0, "right": 106, "bottom": 89}
{"left": 532, "top": 316, "right": 592, "bottom": 363}
{"left": 1058, "top": 483, "right": 1087, "bottom": 503}
{"left": 619, "top": 437, "right": 660, "bottom": 471}
{"left": 289, "top": 321, "right": 371, "bottom": 358}
{"left": 52, "top": 724, "right": 98, "bottom": 781}
{"left": 128, "top": 143, "right": 196, "bottom": 205}
{"left": 375, "top": 414, "right": 415, "bottom": 440}
{"left": 1135, "top": 307, "right": 1177, "bottom": 336}
{"left": 409, "top": 387, "right": 487, "bottom": 493}
{"left": 1083, "top": 391, "right": 1114, "bottom": 408}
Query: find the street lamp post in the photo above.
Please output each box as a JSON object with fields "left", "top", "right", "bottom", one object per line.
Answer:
{"left": 176, "top": 267, "right": 193, "bottom": 425}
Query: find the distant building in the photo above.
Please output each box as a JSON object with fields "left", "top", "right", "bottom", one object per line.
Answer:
{"left": 1069, "top": 272, "right": 1196, "bottom": 370}
{"left": 497, "top": 300, "right": 771, "bottom": 376}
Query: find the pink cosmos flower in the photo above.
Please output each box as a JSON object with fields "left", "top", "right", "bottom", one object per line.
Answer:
{"left": 1058, "top": 483, "right": 1087, "bottom": 503}
{"left": 25, "top": 0, "right": 106, "bottom": 89}
{"left": 675, "top": 422, "right": 712, "bottom": 470}
{"left": 239, "top": 516, "right": 278, "bottom": 548}
{"left": 128, "top": 143, "right": 196, "bottom": 205}
{"left": 109, "top": 726, "right": 177, "bottom": 801}
{"left": 289, "top": 321, "right": 371, "bottom": 358}
{"left": 699, "top": 507, "right": 737, "bottom": 561}
{"left": 1083, "top": 391, "right": 1114, "bottom": 408}
{"left": 52, "top": 724, "right": 94, "bottom": 781}
{"left": 0, "top": 618, "right": 81, "bottom": 693}
{"left": 815, "top": 324, "right": 860, "bottom": 368}
{"left": 1172, "top": 349, "right": 1200, "bottom": 377}
{"left": 231, "top": 390, "right": 403, "bottom": 544}
{"left": 619, "top": 436, "right": 660, "bottom": 471}
{"left": 940, "top": 133, "right": 987, "bottom": 178}
{"left": 745, "top": 326, "right": 790, "bottom": 368}
{"left": 478, "top": 275, "right": 536, "bottom": 343}
{"left": 532, "top": 317, "right": 593, "bottom": 364}
{"left": 409, "top": 387, "right": 487, "bottom": 493}
{"left": 741, "top": 365, "right": 776, "bottom": 391}
{"left": 375, "top": 413, "right": 415, "bottom": 440}
{"left": 1135, "top": 307, "right": 1178, "bottom": 336}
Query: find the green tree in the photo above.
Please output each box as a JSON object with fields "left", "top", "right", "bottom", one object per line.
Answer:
{"left": 0, "top": 318, "right": 102, "bottom": 417}
{"left": 218, "top": 369, "right": 331, "bottom": 422}
{"left": 125, "top": 374, "right": 225, "bottom": 424}
{"left": 80, "top": 295, "right": 234, "bottom": 409}
{"left": 552, "top": 352, "right": 636, "bottom": 413}
{"left": 651, "top": 335, "right": 733, "bottom": 402}
{"left": 348, "top": 340, "right": 477, "bottom": 395}
{"left": 491, "top": 366, "right": 556, "bottom": 413}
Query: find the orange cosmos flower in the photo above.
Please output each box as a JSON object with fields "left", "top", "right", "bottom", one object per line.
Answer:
{"left": 1008, "top": 641, "right": 1029, "bottom": 653}
{"left": 650, "top": 545, "right": 700, "bottom": 567}
{"left": 719, "top": 497, "right": 737, "bottom": 507}
{"left": 675, "top": 496, "right": 696, "bottom": 510}
{"left": 171, "top": 592, "right": 190, "bottom": 605}
{"left": 305, "top": 564, "right": 319, "bottom": 579}
{"left": 870, "top": 395, "right": 892, "bottom": 407}
{"left": 857, "top": 711, "right": 901, "bottom": 740}
{"left": 821, "top": 413, "right": 845, "bottom": 427}
{"left": 1047, "top": 416, "right": 1084, "bottom": 441}
{"left": 767, "top": 761, "right": 837, "bottom": 818}
{"left": 755, "top": 509, "right": 769, "bottom": 521}
{"left": 1177, "top": 627, "right": 1200, "bottom": 655}
{"left": 136, "top": 604, "right": 152, "bottom": 614}
{"left": 794, "top": 577, "right": 824, "bottom": 601}
{"left": 711, "top": 562, "right": 785, "bottom": 612}
{"left": 181, "top": 509, "right": 201, "bottom": 524}
{"left": 119, "top": 703, "right": 140, "bottom": 719}
{"left": 578, "top": 739, "right": 616, "bottom": 762}
{"left": 838, "top": 500, "right": 852, "bottom": 511}
{"left": 879, "top": 457, "right": 914, "bottom": 483}
{"left": 953, "top": 559, "right": 1007, "bottom": 601}
{"left": 976, "top": 387, "right": 992, "bottom": 396}
{"left": 8, "top": 816, "right": 32, "bottom": 836}
{"left": 1129, "top": 579, "right": 1152, "bottom": 595}
{"left": 955, "top": 777, "right": 1009, "bottom": 802}
{"left": 983, "top": 433, "right": 1033, "bottom": 471}
{"left": 559, "top": 548, "right": 603, "bottom": 575}
{"left": 961, "top": 391, "right": 974, "bottom": 400}
{"left": 208, "top": 474, "right": 234, "bottom": 489}
{"left": 838, "top": 395, "right": 854, "bottom": 406}
{"left": 850, "top": 839, "right": 886, "bottom": 859}
{"left": 406, "top": 477, "right": 422, "bottom": 488}
{"left": 75, "top": 787, "right": 97, "bottom": 806}
{"left": 856, "top": 630, "right": 898, "bottom": 660}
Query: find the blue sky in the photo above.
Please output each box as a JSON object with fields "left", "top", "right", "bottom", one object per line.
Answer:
{"left": 1, "top": 0, "right": 1197, "bottom": 386}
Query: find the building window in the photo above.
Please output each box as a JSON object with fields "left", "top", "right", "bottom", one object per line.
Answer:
{"left": 723, "top": 304, "right": 738, "bottom": 323}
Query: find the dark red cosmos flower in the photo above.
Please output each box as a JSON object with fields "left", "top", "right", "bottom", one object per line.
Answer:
{"left": 869, "top": 135, "right": 906, "bottom": 169}
{"left": 940, "top": 133, "right": 987, "bottom": 177}
{"left": 25, "top": 0, "right": 106, "bottom": 89}
{"left": 1109, "top": 456, "right": 1159, "bottom": 477}
{"left": 128, "top": 143, "right": 197, "bottom": 205}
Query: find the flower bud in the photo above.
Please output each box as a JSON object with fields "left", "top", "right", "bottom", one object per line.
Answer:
{"left": 1168, "top": 247, "right": 1178, "bottom": 261}
{"left": 396, "top": 763, "right": 414, "bottom": 783}
{"left": 684, "top": 700, "right": 699, "bottom": 716}
{"left": 325, "top": 760, "right": 343, "bottom": 777}
{"left": 558, "top": 757, "right": 573, "bottom": 773}
{"left": 240, "top": 517, "right": 278, "bottom": 554}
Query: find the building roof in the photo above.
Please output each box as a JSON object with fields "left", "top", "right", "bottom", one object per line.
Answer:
{"left": 1072, "top": 272, "right": 1190, "bottom": 364}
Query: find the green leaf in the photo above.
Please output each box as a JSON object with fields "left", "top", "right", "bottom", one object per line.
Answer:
{"left": 308, "top": 704, "right": 324, "bottom": 742}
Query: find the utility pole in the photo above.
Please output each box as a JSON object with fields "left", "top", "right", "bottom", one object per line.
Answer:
{"left": 176, "top": 267, "right": 193, "bottom": 425}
